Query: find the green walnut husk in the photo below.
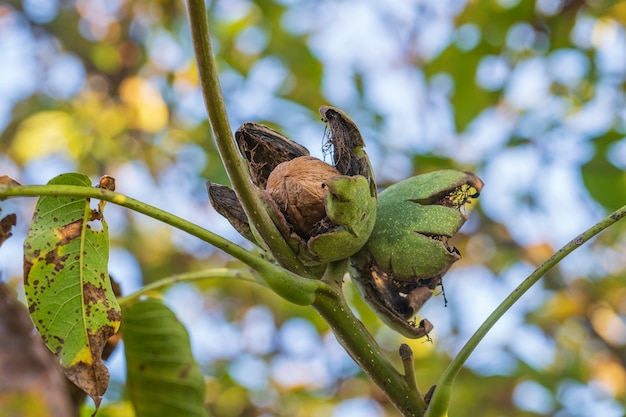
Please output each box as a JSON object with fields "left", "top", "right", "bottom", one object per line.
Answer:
{"left": 367, "top": 170, "right": 482, "bottom": 280}
{"left": 351, "top": 170, "right": 483, "bottom": 338}
{"left": 208, "top": 106, "right": 377, "bottom": 267}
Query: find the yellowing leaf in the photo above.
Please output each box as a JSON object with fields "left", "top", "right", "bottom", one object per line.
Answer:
{"left": 591, "top": 357, "right": 626, "bottom": 397}
{"left": 124, "top": 298, "right": 208, "bottom": 417}
{"left": 23, "top": 172, "right": 121, "bottom": 410}
{"left": 120, "top": 77, "right": 169, "bottom": 133}
{"left": 12, "top": 111, "right": 80, "bottom": 163}
{"left": 537, "top": 291, "right": 584, "bottom": 321}
{"left": 81, "top": 401, "right": 136, "bottom": 417}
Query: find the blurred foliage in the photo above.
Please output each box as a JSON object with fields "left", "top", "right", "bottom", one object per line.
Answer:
{"left": 1, "top": 0, "right": 626, "bottom": 416}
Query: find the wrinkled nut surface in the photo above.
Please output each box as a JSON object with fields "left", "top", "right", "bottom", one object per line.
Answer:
{"left": 307, "top": 175, "right": 377, "bottom": 263}
{"left": 266, "top": 156, "right": 341, "bottom": 238}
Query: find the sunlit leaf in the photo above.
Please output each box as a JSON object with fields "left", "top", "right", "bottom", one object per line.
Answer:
{"left": 23, "top": 172, "right": 121, "bottom": 410}
{"left": 582, "top": 132, "right": 626, "bottom": 211}
{"left": 119, "top": 77, "right": 169, "bottom": 133}
{"left": 80, "top": 401, "right": 136, "bottom": 417}
{"left": 124, "top": 298, "right": 209, "bottom": 417}
{"left": 11, "top": 111, "right": 80, "bottom": 163}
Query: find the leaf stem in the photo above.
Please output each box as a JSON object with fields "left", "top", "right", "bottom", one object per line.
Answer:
{"left": 0, "top": 184, "right": 320, "bottom": 305}
{"left": 117, "top": 268, "right": 259, "bottom": 307}
{"left": 425, "top": 205, "right": 626, "bottom": 417}
{"left": 184, "top": 0, "right": 310, "bottom": 277}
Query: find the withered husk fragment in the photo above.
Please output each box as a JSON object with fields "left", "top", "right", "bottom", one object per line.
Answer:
{"left": 0, "top": 211, "right": 17, "bottom": 247}
{"left": 98, "top": 175, "right": 116, "bottom": 191}
{"left": 206, "top": 182, "right": 256, "bottom": 243}
{"left": 320, "top": 106, "right": 376, "bottom": 196}
{"left": 235, "top": 122, "right": 309, "bottom": 189}
{"left": 349, "top": 253, "right": 436, "bottom": 339}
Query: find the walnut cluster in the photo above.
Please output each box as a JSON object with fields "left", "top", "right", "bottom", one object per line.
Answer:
{"left": 208, "top": 106, "right": 377, "bottom": 267}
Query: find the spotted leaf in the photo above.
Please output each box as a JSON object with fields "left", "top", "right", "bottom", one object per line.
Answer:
{"left": 23, "top": 172, "right": 121, "bottom": 410}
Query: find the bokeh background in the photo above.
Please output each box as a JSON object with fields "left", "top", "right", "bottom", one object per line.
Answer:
{"left": 1, "top": 0, "right": 626, "bottom": 416}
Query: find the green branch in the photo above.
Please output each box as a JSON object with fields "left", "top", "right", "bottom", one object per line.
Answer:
{"left": 425, "top": 205, "right": 626, "bottom": 417}
{"left": 312, "top": 261, "right": 426, "bottom": 416}
{"left": 117, "top": 268, "right": 259, "bottom": 307}
{"left": 0, "top": 184, "right": 320, "bottom": 305}
{"left": 184, "top": 0, "right": 310, "bottom": 277}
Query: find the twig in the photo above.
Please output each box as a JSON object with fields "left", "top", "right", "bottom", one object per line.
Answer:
{"left": 0, "top": 184, "right": 320, "bottom": 306}
{"left": 117, "top": 268, "right": 259, "bottom": 306}
{"left": 400, "top": 344, "right": 418, "bottom": 393}
{"left": 313, "top": 276, "right": 427, "bottom": 416}
{"left": 425, "top": 204, "right": 626, "bottom": 417}
{"left": 184, "top": 0, "right": 310, "bottom": 277}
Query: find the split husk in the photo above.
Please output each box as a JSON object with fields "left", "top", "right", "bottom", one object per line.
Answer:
{"left": 208, "top": 106, "right": 377, "bottom": 267}
{"left": 351, "top": 170, "right": 483, "bottom": 338}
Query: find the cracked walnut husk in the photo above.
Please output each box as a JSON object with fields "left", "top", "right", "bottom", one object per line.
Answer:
{"left": 350, "top": 170, "right": 483, "bottom": 338}
{"left": 208, "top": 106, "right": 377, "bottom": 266}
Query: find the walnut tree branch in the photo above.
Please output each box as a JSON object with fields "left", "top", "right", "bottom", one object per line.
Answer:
{"left": 185, "top": 0, "right": 310, "bottom": 277}
{"left": 425, "top": 204, "right": 626, "bottom": 417}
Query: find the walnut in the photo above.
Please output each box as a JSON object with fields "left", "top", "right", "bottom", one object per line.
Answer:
{"left": 210, "top": 107, "right": 377, "bottom": 266}
{"left": 266, "top": 156, "right": 341, "bottom": 238}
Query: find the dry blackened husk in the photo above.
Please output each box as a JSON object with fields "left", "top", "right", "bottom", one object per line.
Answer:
{"left": 370, "top": 265, "right": 441, "bottom": 321}
{"left": 320, "top": 106, "right": 372, "bottom": 180}
{"left": 206, "top": 181, "right": 255, "bottom": 243}
{"left": 220, "top": 108, "right": 374, "bottom": 248}
{"left": 235, "top": 122, "right": 309, "bottom": 189}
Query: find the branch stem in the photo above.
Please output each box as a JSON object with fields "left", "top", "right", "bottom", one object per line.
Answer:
{"left": 117, "top": 268, "right": 259, "bottom": 307}
{"left": 400, "top": 344, "right": 418, "bottom": 393}
{"left": 425, "top": 205, "right": 626, "bottom": 417}
{"left": 1, "top": 184, "right": 319, "bottom": 305}
{"left": 185, "top": 0, "right": 310, "bottom": 277}
{"left": 313, "top": 275, "right": 427, "bottom": 416}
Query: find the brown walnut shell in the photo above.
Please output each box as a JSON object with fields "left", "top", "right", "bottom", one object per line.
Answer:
{"left": 266, "top": 156, "right": 341, "bottom": 238}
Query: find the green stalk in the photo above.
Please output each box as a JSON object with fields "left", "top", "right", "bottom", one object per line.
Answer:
{"left": 184, "top": 0, "right": 310, "bottom": 277}
{"left": 117, "top": 268, "right": 259, "bottom": 306}
{"left": 0, "top": 184, "right": 319, "bottom": 305}
{"left": 313, "top": 261, "right": 427, "bottom": 416}
{"left": 425, "top": 205, "right": 626, "bottom": 417}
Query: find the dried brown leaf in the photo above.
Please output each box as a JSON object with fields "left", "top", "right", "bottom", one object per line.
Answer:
{"left": 0, "top": 212, "right": 17, "bottom": 247}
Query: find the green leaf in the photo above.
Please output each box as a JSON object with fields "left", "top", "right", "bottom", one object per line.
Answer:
{"left": 23, "top": 172, "right": 121, "bottom": 409}
{"left": 582, "top": 132, "right": 626, "bottom": 211}
{"left": 123, "top": 298, "right": 209, "bottom": 417}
